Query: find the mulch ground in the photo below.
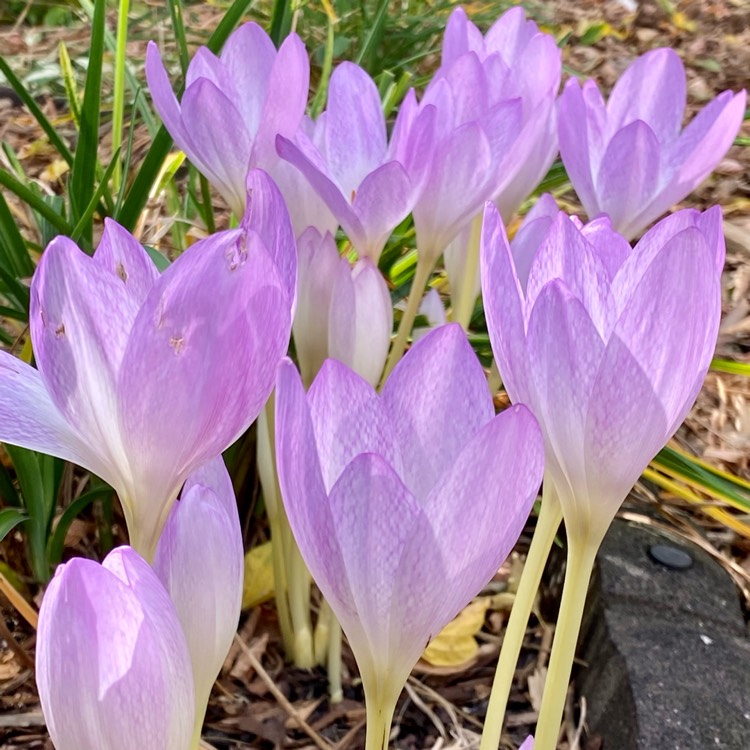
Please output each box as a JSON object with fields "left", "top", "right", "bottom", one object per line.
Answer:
{"left": 0, "top": 1, "right": 749, "bottom": 748}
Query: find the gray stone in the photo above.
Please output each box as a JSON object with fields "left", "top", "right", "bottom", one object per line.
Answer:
{"left": 578, "top": 520, "right": 750, "bottom": 749}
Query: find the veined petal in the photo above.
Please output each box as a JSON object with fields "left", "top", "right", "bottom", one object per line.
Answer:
{"left": 242, "top": 169, "right": 298, "bottom": 305}
{"left": 480, "top": 203, "right": 529, "bottom": 404}
{"left": 394, "top": 404, "right": 543, "bottom": 650}
{"left": 350, "top": 160, "right": 414, "bottom": 261}
{"left": 153, "top": 458, "right": 243, "bottom": 737}
{"left": 94, "top": 219, "right": 160, "bottom": 307}
{"left": 252, "top": 33, "right": 310, "bottom": 167}
{"left": 179, "top": 79, "right": 253, "bottom": 217}
{"left": 442, "top": 7, "right": 484, "bottom": 66}
{"left": 307, "top": 359, "right": 399, "bottom": 490}
{"left": 558, "top": 79, "right": 600, "bottom": 217}
{"left": 485, "top": 6, "right": 537, "bottom": 64}
{"left": 118, "top": 228, "right": 290, "bottom": 555}
{"left": 583, "top": 227, "right": 719, "bottom": 538}
{"left": 325, "top": 62, "right": 388, "bottom": 197}
{"left": 509, "top": 193, "right": 558, "bottom": 292}
{"left": 526, "top": 280, "right": 606, "bottom": 513}
{"left": 30, "top": 236, "right": 139, "bottom": 484}
{"left": 274, "top": 359, "right": 353, "bottom": 617}
{"left": 413, "top": 121, "right": 493, "bottom": 260}
{"left": 276, "top": 134, "right": 364, "bottom": 244}
{"left": 220, "top": 23, "right": 275, "bottom": 138}
{"left": 525, "top": 213, "right": 615, "bottom": 337}
{"left": 0, "top": 351, "right": 109, "bottom": 480}
{"left": 596, "top": 119, "right": 661, "bottom": 239}
{"left": 382, "top": 324, "right": 494, "bottom": 500}
{"left": 579, "top": 215, "right": 631, "bottom": 281}
{"left": 328, "top": 453, "right": 420, "bottom": 668}
{"left": 606, "top": 48, "right": 686, "bottom": 143}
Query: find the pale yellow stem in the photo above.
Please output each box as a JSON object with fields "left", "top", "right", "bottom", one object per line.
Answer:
{"left": 451, "top": 213, "right": 483, "bottom": 331}
{"left": 327, "top": 614, "right": 343, "bottom": 703}
{"left": 364, "top": 693, "right": 397, "bottom": 750}
{"left": 533, "top": 535, "right": 599, "bottom": 750}
{"left": 480, "top": 483, "right": 562, "bottom": 750}
{"left": 381, "top": 254, "right": 435, "bottom": 384}
{"left": 258, "top": 399, "right": 295, "bottom": 658}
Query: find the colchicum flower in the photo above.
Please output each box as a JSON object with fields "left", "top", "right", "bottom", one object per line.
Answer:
{"left": 154, "top": 457, "right": 244, "bottom": 747}
{"left": 0, "top": 170, "right": 296, "bottom": 559}
{"left": 481, "top": 201, "right": 724, "bottom": 543}
{"left": 558, "top": 47, "right": 746, "bottom": 239}
{"left": 293, "top": 228, "right": 393, "bottom": 387}
{"left": 146, "top": 23, "right": 309, "bottom": 218}
{"left": 481, "top": 200, "right": 724, "bottom": 746}
{"left": 406, "top": 5, "right": 561, "bottom": 264}
{"left": 36, "top": 547, "right": 195, "bottom": 750}
{"left": 277, "top": 62, "right": 433, "bottom": 262}
{"left": 275, "top": 324, "right": 544, "bottom": 749}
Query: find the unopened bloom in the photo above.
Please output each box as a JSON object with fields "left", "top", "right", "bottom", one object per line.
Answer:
{"left": 37, "top": 547, "right": 194, "bottom": 750}
{"left": 559, "top": 48, "right": 746, "bottom": 239}
{"left": 275, "top": 324, "right": 544, "bottom": 743}
{"left": 154, "top": 457, "right": 243, "bottom": 747}
{"left": 481, "top": 201, "right": 724, "bottom": 544}
{"left": 294, "top": 228, "right": 393, "bottom": 386}
{"left": 146, "top": 23, "right": 309, "bottom": 218}
{"left": 277, "top": 62, "right": 433, "bottom": 262}
{"left": 0, "top": 170, "right": 295, "bottom": 559}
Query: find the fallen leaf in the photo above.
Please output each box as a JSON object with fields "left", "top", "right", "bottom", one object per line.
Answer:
{"left": 422, "top": 597, "right": 491, "bottom": 667}
{"left": 242, "top": 540, "right": 275, "bottom": 610}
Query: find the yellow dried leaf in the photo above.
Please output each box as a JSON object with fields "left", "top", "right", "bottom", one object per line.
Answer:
{"left": 671, "top": 11, "right": 696, "bottom": 32}
{"left": 422, "top": 597, "right": 491, "bottom": 667}
{"left": 41, "top": 158, "right": 70, "bottom": 184}
{"left": 242, "top": 540, "right": 275, "bottom": 609}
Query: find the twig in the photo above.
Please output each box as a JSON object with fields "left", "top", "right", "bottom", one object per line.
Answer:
{"left": 0, "top": 615, "right": 34, "bottom": 670}
{"left": 0, "top": 571, "right": 38, "bottom": 629}
{"left": 232, "top": 633, "right": 333, "bottom": 750}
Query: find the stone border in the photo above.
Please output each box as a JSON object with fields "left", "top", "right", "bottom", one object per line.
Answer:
{"left": 577, "top": 520, "right": 750, "bottom": 749}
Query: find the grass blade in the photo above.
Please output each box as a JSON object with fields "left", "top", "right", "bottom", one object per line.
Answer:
{"left": 269, "top": 0, "right": 292, "bottom": 46}
{"left": 0, "top": 191, "right": 34, "bottom": 278}
{"left": 48, "top": 486, "right": 112, "bottom": 566}
{"left": 70, "top": 147, "right": 121, "bottom": 243}
{"left": 0, "top": 508, "right": 27, "bottom": 544}
{"left": 69, "top": 0, "right": 105, "bottom": 245}
{"left": 0, "top": 168, "right": 70, "bottom": 235}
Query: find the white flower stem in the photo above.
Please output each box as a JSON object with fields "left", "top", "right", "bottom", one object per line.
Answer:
{"left": 381, "top": 254, "right": 435, "bottom": 383}
{"left": 533, "top": 533, "right": 599, "bottom": 750}
{"left": 364, "top": 694, "right": 397, "bottom": 750}
{"left": 480, "top": 483, "right": 562, "bottom": 750}
{"left": 327, "top": 614, "right": 344, "bottom": 704}
{"left": 451, "top": 213, "right": 483, "bottom": 331}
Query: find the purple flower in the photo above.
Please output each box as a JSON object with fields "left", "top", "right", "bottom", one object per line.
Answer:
{"left": 36, "top": 547, "right": 194, "bottom": 750}
{"left": 146, "top": 23, "right": 309, "bottom": 218}
{"left": 277, "top": 62, "right": 431, "bottom": 262}
{"left": 275, "top": 324, "right": 544, "bottom": 731}
{"left": 404, "top": 6, "right": 561, "bottom": 263}
{"left": 294, "top": 229, "right": 393, "bottom": 387}
{"left": 154, "top": 457, "right": 243, "bottom": 746}
{"left": 559, "top": 48, "right": 746, "bottom": 239}
{"left": 0, "top": 170, "right": 295, "bottom": 559}
{"left": 481, "top": 201, "right": 724, "bottom": 542}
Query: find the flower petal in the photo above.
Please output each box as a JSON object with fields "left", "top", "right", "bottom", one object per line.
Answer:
{"left": 328, "top": 258, "right": 392, "bottom": 387}
{"left": 307, "top": 358, "right": 399, "bottom": 490}
{"left": 393, "top": 403, "right": 543, "bottom": 653}
{"left": 37, "top": 548, "right": 194, "bottom": 750}
{"left": 596, "top": 119, "right": 661, "bottom": 238}
{"left": 606, "top": 48, "right": 686, "bottom": 143}
{"left": 324, "top": 62, "right": 387, "bottom": 197}
{"left": 179, "top": 78, "right": 253, "bottom": 216}
{"left": 118, "top": 228, "right": 291, "bottom": 555}
{"left": 327, "top": 452, "right": 420, "bottom": 668}
{"left": 30, "top": 236, "right": 139, "bottom": 485}
{"left": 153, "top": 458, "right": 243, "bottom": 736}
{"left": 242, "top": 169, "right": 298, "bottom": 305}
{"left": 274, "top": 359, "right": 353, "bottom": 619}
{"left": 442, "top": 7, "right": 484, "bottom": 66}
{"left": 480, "top": 203, "right": 529, "bottom": 404}
{"left": 93, "top": 219, "right": 160, "bottom": 307}
{"left": 382, "top": 324, "right": 494, "bottom": 500}
{"left": 0, "top": 351, "right": 107, "bottom": 479}
{"left": 583, "top": 227, "right": 720, "bottom": 538}
{"left": 526, "top": 280, "right": 606, "bottom": 511}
